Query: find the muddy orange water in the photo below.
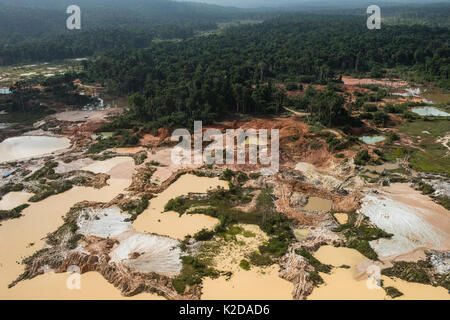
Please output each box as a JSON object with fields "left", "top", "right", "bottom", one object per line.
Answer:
{"left": 304, "top": 197, "right": 332, "bottom": 211}
{"left": 293, "top": 229, "right": 310, "bottom": 241}
{"left": 308, "top": 245, "right": 449, "bottom": 300}
{"left": 0, "top": 136, "right": 71, "bottom": 163}
{"left": 365, "top": 160, "right": 400, "bottom": 174}
{"left": 0, "top": 178, "right": 131, "bottom": 299}
{"left": 5, "top": 272, "right": 164, "bottom": 300}
{"left": 334, "top": 213, "right": 348, "bottom": 225}
{"left": 201, "top": 266, "right": 293, "bottom": 300}
{"left": 133, "top": 174, "right": 229, "bottom": 240}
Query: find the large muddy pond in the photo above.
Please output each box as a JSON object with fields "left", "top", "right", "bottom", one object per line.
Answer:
{"left": 201, "top": 266, "right": 293, "bottom": 300}
{"left": 5, "top": 271, "right": 164, "bottom": 300}
{"left": 133, "top": 174, "right": 229, "bottom": 240}
{"left": 308, "top": 245, "right": 449, "bottom": 300}
{"left": 0, "top": 136, "right": 71, "bottom": 163}
{"left": 422, "top": 92, "right": 450, "bottom": 104}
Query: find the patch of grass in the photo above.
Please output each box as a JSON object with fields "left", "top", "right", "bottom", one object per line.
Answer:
{"left": 416, "top": 181, "right": 435, "bottom": 195}
{"left": 242, "top": 230, "right": 256, "bottom": 238}
{"left": 308, "top": 270, "right": 325, "bottom": 285}
{"left": 26, "top": 161, "right": 59, "bottom": 181}
{"left": 382, "top": 146, "right": 407, "bottom": 162}
{"left": 383, "top": 256, "right": 450, "bottom": 291}
{"left": 0, "top": 110, "right": 55, "bottom": 126}
{"left": 249, "top": 172, "right": 261, "bottom": 179}
{"left": 398, "top": 120, "right": 450, "bottom": 138}
{"left": 87, "top": 131, "right": 140, "bottom": 154}
{"left": 346, "top": 239, "right": 378, "bottom": 260}
{"left": 164, "top": 197, "right": 191, "bottom": 214}
{"left": 0, "top": 204, "right": 29, "bottom": 221}
{"left": 361, "top": 174, "right": 380, "bottom": 184}
{"left": 384, "top": 286, "right": 403, "bottom": 298}
{"left": 354, "top": 150, "right": 371, "bottom": 166}
{"left": 132, "top": 151, "right": 147, "bottom": 165}
{"left": 344, "top": 225, "right": 393, "bottom": 241}
{"left": 89, "top": 151, "right": 116, "bottom": 161}
{"left": 28, "top": 180, "right": 73, "bottom": 202}
{"left": 249, "top": 251, "right": 273, "bottom": 267}
{"left": 219, "top": 169, "right": 249, "bottom": 184}
{"left": 171, "top": 256, "right": 218, "bottom": 294}
{"left": 121, "top": 196, "right": 150, "bottom": 221}
{"left": 227, "top": 225, "right": 243, "bottom": 236}
{"left": 434, "top": 195, "right": 450, "bottom": 210}
{"left": 239, "top": 259, "right": 251, "bottom": 270}
{"left": 296, "top": 248, "right": 332, "bottom": 274}
{"left": 259, "top": 238, "right": 289, "bottom": 258}
{"left": 409, "top": 144, "right": 450, "bottom": 175}
{"left": 381, "top": 260, "right": 431, "bottom": 285}
{"left": 194, "top": 228, "right": 215, "bottom": 241}
{"left": 0, "top": 183, "right": 24, "bottom": 199}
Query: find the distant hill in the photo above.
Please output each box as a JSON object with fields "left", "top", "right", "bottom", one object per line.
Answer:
{"left": 0, "top": 0, "right": 246, "bottom": 46}
{"left": 0, "top": 0, "right": 241, "bottom": 17}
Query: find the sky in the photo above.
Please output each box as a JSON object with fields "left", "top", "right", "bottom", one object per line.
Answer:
{"left": 176, "top": 0, "right": 442, "bottom": 9}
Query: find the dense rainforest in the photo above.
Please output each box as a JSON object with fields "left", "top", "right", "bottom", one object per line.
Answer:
{"left": 76, "top": 13, "right": 449, "bottom": 130}
{"left": 2, "top": 1, "right": 449, "bottom": 65}
{"left": 0, "top": 0, "right": 265, "bottom": 65}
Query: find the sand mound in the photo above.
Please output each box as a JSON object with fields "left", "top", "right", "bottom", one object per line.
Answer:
{"left": 358, "top": 189, "right": 450, "bottom": 261}
{"left": 77, "top": 207, "right": 132, "bottom": 238}
{"left": 111, "top": 233, "right": 181, "bottom": 276}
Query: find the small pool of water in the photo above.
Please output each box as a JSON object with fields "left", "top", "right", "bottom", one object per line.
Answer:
{"left": 422, "top": 92, "right": 450, "bottom": 104}
{"left": 303, "top": 197, "right": 332, "bottom": 212}
{"left": 0, "top": 136, "right": 71, "bottom": 163}
{"left": 359, "top": 136, "right": 385, "bottom": 145}
{"left": 411, "top": 107, "right": 450, "bottom": 117}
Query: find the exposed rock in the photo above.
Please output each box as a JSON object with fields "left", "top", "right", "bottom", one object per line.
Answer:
{"left": 77, "top": 207, "right": 132, "bottom": 238}
{"left": 279, "top": 251, "right": 314, "bottom": 300}
{"left": 279, "top": 227, "right": 343, "bottom": 299}
{"left": 428, "top": 251, "right": 450, "bottom": 275}
{"left": 290, "top": 192, "right": 309, "bottom": 207}
{"left": 110, "top": 233, "right": 182, "bottom": 276}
